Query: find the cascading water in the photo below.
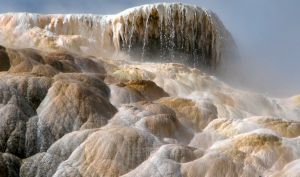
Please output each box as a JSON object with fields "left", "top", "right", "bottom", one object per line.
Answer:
{"left": 127, "top": 16, "right": 136, "bottom": 54}
{"left": 0, "top": 3, "right": 300, "bottom": 177}
{"left": 141, "top": 14, "right": 150, "bottom": 62}
{"left": 0, "top": 3, "right": 234, "bottom": 69}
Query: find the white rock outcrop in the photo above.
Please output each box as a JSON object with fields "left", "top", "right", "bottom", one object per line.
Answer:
{"left": 0, "top": 3, "right": 299, "bottom": 177}
{"left": 0, "top": 3, "right": 234, "bottom": 68}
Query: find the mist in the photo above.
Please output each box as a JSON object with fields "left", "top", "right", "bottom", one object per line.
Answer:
{"left": 0, "top": 0, "right": 299, "bottom": 97}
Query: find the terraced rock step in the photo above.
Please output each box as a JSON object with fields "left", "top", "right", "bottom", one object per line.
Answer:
{"left": 0, "top": 3, "right": 299, "bottom": 177}
{"left": 0, "top": 3, "right": 234, "bottom": 69}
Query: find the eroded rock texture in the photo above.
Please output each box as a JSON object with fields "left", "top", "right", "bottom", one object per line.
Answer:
{"left": 0, "top": 3, "right": 234, "bottom": 69}
{"left": 0, "top": 45, "right": 117, "bottom": 159}
{"left": 0, "top": 2, "right": 300, "bottom": 177}
{"left": 0, "top": 153, "right": 21, "bottom": 177}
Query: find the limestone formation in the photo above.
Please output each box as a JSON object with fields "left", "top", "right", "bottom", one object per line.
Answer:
{"left": 20, "top": 129, "right": 97, "bottom": 177}
{"left": 36, "top": 73, "right": 117, "bottom": 151}
{"left": 0, "top": 2, "right": 299, "bottom": 177}
{"left": 110, "top": 80, "right": 168, "bottom": 107}
{"left": 159, "top": 97, "right": 217, "bottom": 131}
{"left": 0, "top": 153, "right": 21, "bottom": 177}
{"left": 0, "top": 82, "right": 35, "bottom": 158}
{"left": 0, "top": 3, "right": 234, "bottom": 69}
{"left": 0, "top": 73, "right": 52, "bottom": 109}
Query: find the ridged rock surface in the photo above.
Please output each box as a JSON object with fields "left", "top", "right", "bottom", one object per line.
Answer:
{"left": 0, "top": 3, "right": 234, "bottom": 68}
{"left": 0, "top": 3, "right": 300, "bottom": 177}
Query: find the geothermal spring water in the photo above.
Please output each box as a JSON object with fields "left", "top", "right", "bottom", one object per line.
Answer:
{"left": 0, "top": 3, "right": 299, "bottom": 177}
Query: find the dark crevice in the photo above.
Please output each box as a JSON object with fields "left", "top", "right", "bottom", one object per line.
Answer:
{"left": 0, "top": 46, "right": 11, "bottom": 71}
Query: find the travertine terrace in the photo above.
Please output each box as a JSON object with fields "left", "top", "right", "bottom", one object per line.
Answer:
{"left": 0, "top": 3, "right": 234, "bottom": 68}
{"left": 0, "top": 3, "right": 299, "bottom": 177}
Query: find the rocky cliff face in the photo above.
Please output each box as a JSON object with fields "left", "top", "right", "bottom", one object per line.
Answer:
{"left": 0, "top": 3, "right": 234, "bottom": 68}
{"left": 0, "top": 3, "right": 299, "bottom": 177}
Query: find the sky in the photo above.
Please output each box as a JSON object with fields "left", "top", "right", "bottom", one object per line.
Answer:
{"left": 0, "top": 0, "right": 300, "bottom": 97}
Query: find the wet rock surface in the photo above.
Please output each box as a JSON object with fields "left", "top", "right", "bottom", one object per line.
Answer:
{"left": 0, "top": 3, "right": 299, "bottom": 177}
{"left": 0, "top": 153, "right": 21, "bottom": 177}
{"left": 0, "top": 3, "right": 234, "bottom": 69}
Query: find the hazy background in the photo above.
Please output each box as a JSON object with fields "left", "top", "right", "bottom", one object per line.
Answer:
{"left": 0, "top": 0, "right": 299, "bottom": 97}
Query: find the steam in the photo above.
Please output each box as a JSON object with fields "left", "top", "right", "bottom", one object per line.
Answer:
{"left": 196, "top": 0, "right": 300, "bottom": 97}
{"left": 1, "top": 0, "right": 299, "bottom": 97}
